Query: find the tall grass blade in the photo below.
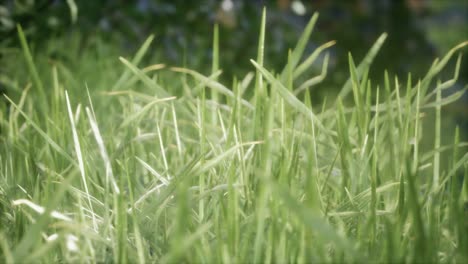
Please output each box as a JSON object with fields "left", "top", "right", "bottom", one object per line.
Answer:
{"left": 337, "top": 33, "right": 387, "bottom": 99}
{"left": 112, "top": 35, "right": 155, "bottom": 90}
{"left": 65, "top": 91, "right": 97, "bottom": 231}
{"left": 16, "top": 25, "right": 46, "bottom": 104}
{"left": 250, "top": 60, "right": 332, "bottom": 136}
{"left": 280, "top": 13, "right": 319, "bottom": 82}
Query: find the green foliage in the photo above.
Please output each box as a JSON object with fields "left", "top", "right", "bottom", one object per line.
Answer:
{"left": 0, "top": 10, "right": 467, "bottom": 263}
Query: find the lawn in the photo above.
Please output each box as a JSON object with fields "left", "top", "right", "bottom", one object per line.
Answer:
{"left": 1, "top": 10, "right": 467, "bottom": 263}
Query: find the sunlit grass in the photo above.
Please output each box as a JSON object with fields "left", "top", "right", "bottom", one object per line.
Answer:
{"left": 1, "top": 10, "right": 467, "bottom": 263}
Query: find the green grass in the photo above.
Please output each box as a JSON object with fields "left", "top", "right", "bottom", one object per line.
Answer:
{"left": 1, "top": 11, "right": 468, "bottom": 263}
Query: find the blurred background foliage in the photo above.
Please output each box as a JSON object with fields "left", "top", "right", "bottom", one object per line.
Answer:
{"left": 0, "top": 0, "right": 467, "bottom": 131}
{"left": 1, "top": 0, "right": 466, "bottom": 78}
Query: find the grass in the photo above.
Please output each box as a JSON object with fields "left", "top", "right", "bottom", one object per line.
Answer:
{"left": 1, "top": 10, "right": 468, "bottom": 263}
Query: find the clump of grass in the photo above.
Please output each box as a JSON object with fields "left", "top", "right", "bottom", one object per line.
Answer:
{"left": 1, "top": 10, "right": 467, "bottom": 263}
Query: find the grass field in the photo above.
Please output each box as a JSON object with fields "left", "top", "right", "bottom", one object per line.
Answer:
{"left": 1, "top": 11, "right": 468, "bottom": 263}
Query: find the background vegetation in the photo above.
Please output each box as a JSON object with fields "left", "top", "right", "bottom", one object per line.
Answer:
{"left": 0, "top": 0, "right": 467, "bottom": 263}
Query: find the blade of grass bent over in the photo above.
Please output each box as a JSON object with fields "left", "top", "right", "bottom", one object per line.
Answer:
{"left": 280, "top": 12, "right": 319, "bottom": 82}
{"left": 417, "top": 41, "right": 468, "bottom": 96}
{"left": 112, "top": 35, "right": 155, "bottom": 90}
{"left": 293, "top": 40, "right": 335, "bottom": 79}
{"left": 295, "top": 52, "right": 330, "bottom": 95}
{"left": 119, "top": 57, "right": 170, "bottom": 98}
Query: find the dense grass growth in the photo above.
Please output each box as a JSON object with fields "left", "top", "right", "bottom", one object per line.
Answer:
{"left": 1, "top": 11, "right": 467, "bottom": 263}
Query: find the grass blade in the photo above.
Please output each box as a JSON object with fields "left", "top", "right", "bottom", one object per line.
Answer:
{"left": 337, "top": 33, "right": 387, "bottom": 99}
